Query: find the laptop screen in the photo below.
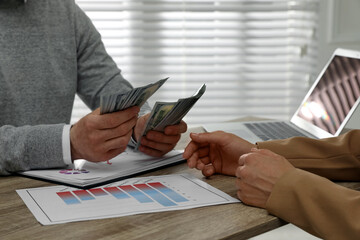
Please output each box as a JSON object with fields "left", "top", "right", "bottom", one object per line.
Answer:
{"left": 296, "top": 55, "right": 360, "bottom": 135}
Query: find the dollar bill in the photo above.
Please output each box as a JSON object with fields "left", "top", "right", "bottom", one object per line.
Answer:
{"left": 154, "top": 84, "right": 206, "bottom": 131}
{"left": 135, "top": 84, "right": 206, "bottom": 150}
{"left": 139, "top": 101, "right": 176, "bottom": 138}
{"left": 100, "top": 77, "right": 168, "bottom": 115}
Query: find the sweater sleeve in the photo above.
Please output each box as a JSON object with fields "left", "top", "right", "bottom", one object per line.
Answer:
{"left": 73, "top": 3, "right": 151, "bottom": 115}
{"left": 0, "top": 1, "right": 152, "bottom": 175}
{"left": 0, "top": 124, "right": 66, "bottom": 175}
{"left": 256, "top": 130, "right": 360, "bottom": 181}
{"left": 266, "top": 168, "right": 360, "bottom": 240}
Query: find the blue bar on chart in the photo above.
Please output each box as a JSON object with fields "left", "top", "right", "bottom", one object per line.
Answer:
{"left": 104, "top": 187, "right": 130, "bottom": 199}
{"left": 148, "top": 182, "right": 188, "bottom": 203}
{"left": 134, "top": 183, "right": 177, "bottom": 207}
{"left": 72, "top": 190, "right": 95, "bottom": 201}
{"left": 57, "top": 191, "right": 81, "bottom": 205}
{"left": 119, "top": 185, "right": 153, "bottom": 203}
{"left": 56, "top": 182, "right": 188, "bottom": 206}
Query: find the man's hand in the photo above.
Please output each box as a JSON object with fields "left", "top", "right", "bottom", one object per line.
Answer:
{"left": 70, "top": 106, "right": 140, "bottom": 162}
{"left": 235, "top": 148, "right": 295, "bottom": 208}
{"left": 183, "top": 131, "right": 255, "bottom": 177}
{"left": 134, "top": 114, "right": 187, "bottom": 157}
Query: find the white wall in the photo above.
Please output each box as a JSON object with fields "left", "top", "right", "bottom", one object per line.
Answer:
{"left": 318, "top": 0, "right": 360, "bottom": 71}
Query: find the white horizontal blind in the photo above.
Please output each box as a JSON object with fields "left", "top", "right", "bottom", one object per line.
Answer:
{"left": 72, "top": 0, "right": 320, "bottom": 127}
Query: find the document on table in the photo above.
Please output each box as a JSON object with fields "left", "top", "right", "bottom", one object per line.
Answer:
{"left": 16, "top": 173, "right": 240, "bottom": 225}
{"left": 18, "top": 147, "right": 184, "bottom": 188}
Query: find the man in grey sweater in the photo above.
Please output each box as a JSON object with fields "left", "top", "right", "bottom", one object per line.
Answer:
{"left": 0, "top": 0, "right": 187, "bottom": 175}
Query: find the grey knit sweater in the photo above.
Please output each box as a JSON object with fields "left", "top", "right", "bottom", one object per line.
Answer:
{"left": 0, "top": 0, "right": 149, "bottom": 174}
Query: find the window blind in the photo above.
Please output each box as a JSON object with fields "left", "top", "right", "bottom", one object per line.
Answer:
{"left": 72, "top": 0, "right": 320, "bottom": 127}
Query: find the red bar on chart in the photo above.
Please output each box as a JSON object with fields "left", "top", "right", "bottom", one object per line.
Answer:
{"left": 148, "top": 182, "right": 188, "bottom": 203}
{"left": 89, "top": 188, "right": 108, "bottom": 197}
{"left": 104, "top": 187, "right": 130, "bottom": 199}
{"left": 119, "top": 185, "right": 153, "bottom": 203}
{"left": 72, "top": 190, "right": 95, "bottom": 201}
{"left": 134, "top": 183, "right": 177, "bottom": 207}
{"left": 57, "top": 191, "right": 81, "bottom": 205}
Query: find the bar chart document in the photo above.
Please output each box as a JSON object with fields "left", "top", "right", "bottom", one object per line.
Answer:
{"left": 17, "top": 174, "right": 240, "bottom": 225}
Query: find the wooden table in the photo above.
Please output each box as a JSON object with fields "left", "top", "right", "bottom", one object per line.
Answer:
{"left": 1, "top": 123, "right": 359, "bottom": 240}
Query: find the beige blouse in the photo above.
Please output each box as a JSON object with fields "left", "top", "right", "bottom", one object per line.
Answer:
{"left": 257, "top": 130, "right": 360, "bottom": 239}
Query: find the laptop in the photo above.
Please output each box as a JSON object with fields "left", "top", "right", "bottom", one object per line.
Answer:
{"left": 204, "top": 48, "right": 360, "bottom": 143}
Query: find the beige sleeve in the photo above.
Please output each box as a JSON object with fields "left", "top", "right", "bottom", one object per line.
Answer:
{"left": 266, "top": 168, "right": 360, "bottom": 240}
{"left": 256, "top": 130, "right": 360, "bottom": 181}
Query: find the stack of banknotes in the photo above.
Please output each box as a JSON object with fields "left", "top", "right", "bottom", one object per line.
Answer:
{"left": 100, "top": 78, "right": 168, "bottom": 115}
{"left": 136, "top": 83, "right": 206, "bottom": 149}
{"left": 99, "top": 78, "right": 206, "bottom": 149}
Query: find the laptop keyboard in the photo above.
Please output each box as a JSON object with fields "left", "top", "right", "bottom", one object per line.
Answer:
{"left": 244, "top": 121, "right": 308, "bottom": 141}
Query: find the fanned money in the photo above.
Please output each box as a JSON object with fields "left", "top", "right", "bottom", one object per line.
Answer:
{"left": 136, "top": 84, "right": 206, "bottom": 150}
{"left": 100, "top": 78, "right": 168, "bottom": 114}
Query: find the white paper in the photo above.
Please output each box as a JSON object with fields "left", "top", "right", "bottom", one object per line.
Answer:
{"left": 16, "top": 173, "right": 240, "bottom": 225}
{"left": 18, "top": 147, "right": 184, "bottom": 188}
